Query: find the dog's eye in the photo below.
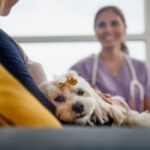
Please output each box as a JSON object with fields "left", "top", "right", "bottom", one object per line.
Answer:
{"left": 77, "top": 89, "right": 84, "bottom": 96}
{"left": 54, "top": 96, "right": 65, "bottom": 103}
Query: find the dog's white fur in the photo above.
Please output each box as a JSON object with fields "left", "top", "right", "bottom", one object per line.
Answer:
{"left": 40, "top": 71, "right": 150, "bottom": 127}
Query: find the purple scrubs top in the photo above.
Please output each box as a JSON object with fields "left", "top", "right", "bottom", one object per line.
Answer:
{"left": 70, "top": 54, "right": 150, "bottom": 111}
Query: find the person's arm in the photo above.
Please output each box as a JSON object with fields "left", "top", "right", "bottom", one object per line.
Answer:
{"left": 143, "top": 64, "right": 150, "bottom": 111}
{"left": 0, "top": 29, "right": 55, "bottom": 114}
{"left": 70, "top": 59, "right": 92, "bottom": 84}
{"left": 144, "top": 99, "right": 150, "bottom": 111}
{"left": 70, "top": 63, "right": 86, "bottom": 77}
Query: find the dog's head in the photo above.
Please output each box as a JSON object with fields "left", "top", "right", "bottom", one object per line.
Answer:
{"left": 40, "top": 71, "right": 98, "bottom": 124}
{"left": 41, "top": 71, "right": 126, "bottom": 126}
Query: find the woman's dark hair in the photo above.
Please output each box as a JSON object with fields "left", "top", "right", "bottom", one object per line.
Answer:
{"left": 94, "top": 6, "right": 128, "bottom": 54}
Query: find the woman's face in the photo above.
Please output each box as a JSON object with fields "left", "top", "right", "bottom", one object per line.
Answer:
{"left": 95, "top": 10, "right": 126, "bottom": 50}
{"left": 0, "top": 0, "right": 19, "bottom": 16}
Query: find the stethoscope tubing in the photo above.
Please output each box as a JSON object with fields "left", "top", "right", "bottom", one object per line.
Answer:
{"left": 92, "top": 53, "right": 144, "bottom": 109}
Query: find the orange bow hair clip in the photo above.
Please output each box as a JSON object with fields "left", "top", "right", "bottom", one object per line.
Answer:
{"left": 58, "top": 77, "right": 78, "bottom": 90}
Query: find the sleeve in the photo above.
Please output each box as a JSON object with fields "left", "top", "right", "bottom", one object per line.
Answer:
{"left": 144, "top": 64, "right": 150, "bottom": 99}
{"left": 70, "top": 59, "right": 92, "bottom": 85}
{"left": 0, "top": 30, "right": 55, "bottom": 114}
{"left": 70, "top": 62, "right": 86, "bottom": 77}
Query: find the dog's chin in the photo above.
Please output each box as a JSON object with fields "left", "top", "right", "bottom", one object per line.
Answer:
{"left": 57, "top": 111, "right": 89, "bottom": 125}
{"left": 75, "top": 113, "right": 87, "bottom": 119}
{"left": 75, "top": 114, "right": 91, "bottom": 125}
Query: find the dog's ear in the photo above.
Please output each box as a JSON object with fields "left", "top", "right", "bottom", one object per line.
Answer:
{"left": 108, "top": 106, "right": 124, "bottom": 125}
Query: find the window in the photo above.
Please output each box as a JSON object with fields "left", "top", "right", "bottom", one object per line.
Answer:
{"left": 0, "top": 0, "right": 148, "bottom": 80}
{"left": 0, "top": 0, "right": 145, "bottom": 35}
{"left": 21, "top": 41, "right": 145, "bottom": 80}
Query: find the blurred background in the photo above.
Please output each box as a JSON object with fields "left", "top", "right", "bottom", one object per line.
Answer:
{"left": 0, "top": 0, "right": 149, "bottom": 80}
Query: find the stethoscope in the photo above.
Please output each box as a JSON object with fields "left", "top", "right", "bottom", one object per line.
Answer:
{"left": 92, "top": 53, "right": 144, "bottom": 110}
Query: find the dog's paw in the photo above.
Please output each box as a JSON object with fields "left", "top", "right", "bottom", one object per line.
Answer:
{"left": 108, "top": 106, "right": 125, "bottom": 125}
{"left": 93, "top": 106, "right": 109, "bottom": 124}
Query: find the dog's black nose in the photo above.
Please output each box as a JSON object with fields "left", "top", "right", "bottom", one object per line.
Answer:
{"left": 72, "top": 102, "right": 84, "bottom": 113}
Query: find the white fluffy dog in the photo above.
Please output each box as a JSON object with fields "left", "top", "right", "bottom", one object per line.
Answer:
{"left": 40, "top": 71, "right": 150, "bottom": 127}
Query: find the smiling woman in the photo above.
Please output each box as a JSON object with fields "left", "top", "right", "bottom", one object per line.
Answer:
{"left": 70, "top": 6, "right": 150, "bottom": 112}
{"left": 0, "top": 0, "right": 148, "bottom": 114}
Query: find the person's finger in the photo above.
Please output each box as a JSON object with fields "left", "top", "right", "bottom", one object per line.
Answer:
{"left": 93, "top": 87, "right": 113, "bottom": 104}
{"left": 101, "top": 95, "right": 113, "bottom": 104}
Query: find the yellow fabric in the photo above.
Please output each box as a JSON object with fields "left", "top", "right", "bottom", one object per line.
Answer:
{"left": 0, "top": 65, "right": 62, "bottom": 128}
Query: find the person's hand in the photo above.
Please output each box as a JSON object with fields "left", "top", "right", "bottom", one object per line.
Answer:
{"left": 99, "top": 92, "right": 113, "bottom": 104}
{"left": 93, "top": 86, "right": 130, "bottom": 111}
{"left": 93, "top": 87, "right": 113, "bottom": 104}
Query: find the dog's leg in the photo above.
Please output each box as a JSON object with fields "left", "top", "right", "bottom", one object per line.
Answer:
{"left": 93, "top": 105, "right": 109, "bottom": 124}
{"left": 108, "top": 106, "right": 125, "bottom": 125}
